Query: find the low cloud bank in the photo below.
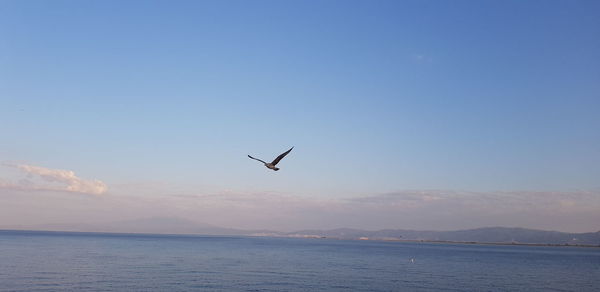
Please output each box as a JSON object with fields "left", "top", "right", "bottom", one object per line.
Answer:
{"left": 1, "top": 173, "right": 598, "bottom": 232}
{"left": 154, "top": 189, "right": 600, "bottom": 232}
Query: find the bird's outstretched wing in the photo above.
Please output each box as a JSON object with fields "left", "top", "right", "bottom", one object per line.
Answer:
{"left": 271, "top": 147, "right": 293, "bottom": 165}
{"left": 248, "top": 155, "right": 267, "bottom": 164}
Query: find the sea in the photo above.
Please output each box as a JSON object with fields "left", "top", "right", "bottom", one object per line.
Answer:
{"left": 0, "top": 230, "right": 598, "bottom": 291}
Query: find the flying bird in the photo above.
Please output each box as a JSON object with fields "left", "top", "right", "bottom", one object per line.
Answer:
{"left": 248, "top": 147, "right": 294, "bottom": 171}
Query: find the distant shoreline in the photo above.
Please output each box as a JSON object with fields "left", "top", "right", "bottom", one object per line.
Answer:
{"left": 257, "top": 234, "right": 600, "bottom": 248}
{"left": 2, "top": 229, "right": 599, "bottom": 248}
{"left": 377, "top": 238, "right": 600, "bottom": 248}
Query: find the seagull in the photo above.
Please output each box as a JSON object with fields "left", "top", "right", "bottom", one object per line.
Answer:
{"left": 248, "top": 147, "right": 294, "bottom": 171}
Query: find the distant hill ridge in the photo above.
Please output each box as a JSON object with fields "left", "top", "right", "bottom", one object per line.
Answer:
{"left": 2, "top": 218, "right": 599, "bottom": 246}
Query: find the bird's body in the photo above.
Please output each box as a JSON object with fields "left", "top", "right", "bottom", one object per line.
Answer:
{"left": 248, "top": 147, "right": 293, "bottom": 171}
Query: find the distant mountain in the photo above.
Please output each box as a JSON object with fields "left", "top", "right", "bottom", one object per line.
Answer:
{"left": 278, "top": 227, "right": 600, "bottom": 246}
{"left": 1, "top": 217, "right": 247, "bottom": 236}
{"left": 87, "top": 217, "right": 247, "bottom": 235}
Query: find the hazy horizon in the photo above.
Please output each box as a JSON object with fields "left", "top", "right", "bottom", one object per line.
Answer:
{"left": 2, "top": 213, "right": 600, "bottom": 234}
{"left": 1, "top": 177, "right": 599, "bottom": 233}
{"left": 2, "top": 1, "right": 599, "bottom": 234}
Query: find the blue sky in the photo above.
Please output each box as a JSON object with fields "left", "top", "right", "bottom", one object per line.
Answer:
{"left": 1, "top": 1, "right": 599, "bottom": 231}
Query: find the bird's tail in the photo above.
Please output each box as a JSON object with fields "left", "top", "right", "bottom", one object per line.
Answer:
{"left": 273, "top": 167, "right": 280, "bottom": 171}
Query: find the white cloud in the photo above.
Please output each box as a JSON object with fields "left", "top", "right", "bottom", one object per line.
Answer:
{"left": 1, "top": 163, "right": 107, "bottom": 195}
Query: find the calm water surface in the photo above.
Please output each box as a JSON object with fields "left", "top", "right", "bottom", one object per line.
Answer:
{"left": 0, "top": 230, "right": 599, "bottom": 291}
